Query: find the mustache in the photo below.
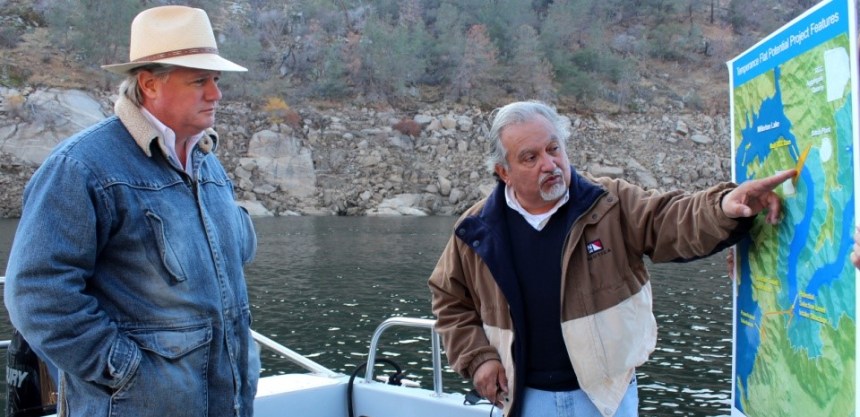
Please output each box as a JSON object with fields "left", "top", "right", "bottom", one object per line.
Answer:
{"left": 539, "top": 167, "right": 563, "bottom": 183}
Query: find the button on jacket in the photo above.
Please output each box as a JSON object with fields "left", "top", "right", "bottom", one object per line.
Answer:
{"left": 5, "top": 96, "right": 259, "bottom": 417}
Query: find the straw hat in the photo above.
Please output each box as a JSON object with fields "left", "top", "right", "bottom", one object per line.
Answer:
{"left": 102, "top": 5, "right": 247, "bottom": 74}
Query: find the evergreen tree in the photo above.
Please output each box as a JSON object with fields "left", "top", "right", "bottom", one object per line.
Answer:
{"left": 316, "top": 43, "right": 350, "bottom": 98}
{"left": 45, "top": 0, "right": 139, "bottom": 69}
{"left": 450, "top": 24, "right": 499, "bottom": 103}
{"left": 473, "top": 0, "right": 537, "bottom": 59}
{"left": 426, "top": 1, "right": 468, "bottom": 86}
{"left": 398, "top": 0, "right": 423, "bottom": 26}
{"left": 358, "top": 12, "right": 430, "bottom": 99}
{"left": 510, "top": 25, "right": 555, "bottom": 102}
{"left": 217, "top": 19, "right": 267, "bottom": 99}
{"left": 540, "top": 0, "right": 578, "bottom": 82}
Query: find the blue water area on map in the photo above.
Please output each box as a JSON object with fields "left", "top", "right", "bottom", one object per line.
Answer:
{"left": 733, "top": 63, "right": 855, "bottom": 411}
{"left": 804, "top": 101, "right": 855, "bottom": 299}
{"left": 734, "top": 66, "right": 796, "bottom": 406}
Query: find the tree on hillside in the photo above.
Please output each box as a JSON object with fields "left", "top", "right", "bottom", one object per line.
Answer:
{"left": 357, "top": 12, "right": 431, "bottom": 100}
{"left": 639, "top": 0, "right": 683, "bottom": 24}
{"left": 540, "top": 0, "right": 578, "bottom": 56}
{"left": 253, "top": 5, "right": 293, "bottom": 58}
{"left": 539, "top": 0, "right": 578, "bottom": 95}
{"left": 539, "top": 0, "right": 619, "bottom": 103}
{"left": 647, "top": 21, "right": 687, "bottom": 62}
{"left": 280, "top": 16, "right": 328, "bottom": 94}
{"left": 300, "top": 0, "right": 358, "bottom": 35}
{"left": 425, "top": 1, "right": 468, "bottom": 86}
{"left": 450, "top": 24, "right": 499, "bottom": 104}
{"left": 27, "top": 0, "right": 818, "bottom": 111}
{"left": 727, "top": 0, "right": 809, "bottom": 36}
{"left": 398, "top": 0, "right": 423, "bottom": 26}
{"left": 315, "top": 42, "right": 350, "bottom": 98}
{"left": 473, "top": 0, "right": 537, "bottom": 60}
{"left": 45, "top": 0, "right": 138, "bottom": 70}
{"left": 217, "top": 18, "right": 267, "bottom": 99}
{"left": 510, "top": 25, "right": 555, "bottom": 102}
{"left": 364, "top": 0, "right": 402, "bottom": 22}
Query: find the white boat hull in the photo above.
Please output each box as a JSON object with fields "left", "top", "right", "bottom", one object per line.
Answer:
{"left": 256, "top": 373, "right": 494, "bottom": 417}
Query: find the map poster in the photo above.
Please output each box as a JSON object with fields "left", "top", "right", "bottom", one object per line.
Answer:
{"left": 727, "top": 0, "right": 859, "bottom": 416}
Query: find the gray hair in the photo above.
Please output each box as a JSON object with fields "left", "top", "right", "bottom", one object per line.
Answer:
{"left": 485, "top": 101, "right": 570, "bottom": 175}
{"left": 118, "top": 64, "right": 176, "bottom": 106}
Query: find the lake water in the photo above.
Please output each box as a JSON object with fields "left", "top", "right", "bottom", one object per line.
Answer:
{"left": 0, "top": 216, "right": 735, "bottom": 416}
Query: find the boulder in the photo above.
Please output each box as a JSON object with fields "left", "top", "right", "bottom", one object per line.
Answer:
{"left": 247, "top": 130, "right": 316, "bottom": 198}
{"left": 0, "top": 89, "right": 108, "bottom": 164}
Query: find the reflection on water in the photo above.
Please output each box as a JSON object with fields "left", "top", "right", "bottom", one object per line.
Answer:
{"left": 0, "top": 216, "right": 735, "bottom": 416}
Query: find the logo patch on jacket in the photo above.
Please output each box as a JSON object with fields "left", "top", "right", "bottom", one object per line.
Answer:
{"left": 586, "top": 240, "right": 604, "bottom": 255}
{"left": 586, "top": 239, "right": 611, "bottom": 261}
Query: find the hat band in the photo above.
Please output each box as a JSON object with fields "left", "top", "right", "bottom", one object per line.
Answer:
{"left": 132, "top": 47, "right": 219, "bottom": 63}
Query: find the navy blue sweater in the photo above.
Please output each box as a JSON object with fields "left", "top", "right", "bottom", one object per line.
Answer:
{"left": 506, "top": 202, "right": 580, "bottom": 391}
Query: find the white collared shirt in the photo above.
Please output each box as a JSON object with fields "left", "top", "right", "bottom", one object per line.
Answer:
{"left": 504, "top": 185, "right": 570, "bottom": 231}
{"left": 140, "top": 108, "right": 204, "bottom": 177}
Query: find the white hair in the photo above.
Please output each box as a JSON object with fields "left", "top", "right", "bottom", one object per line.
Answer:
{"left": 485, "top": 101, "right": 570, "bottom": 175}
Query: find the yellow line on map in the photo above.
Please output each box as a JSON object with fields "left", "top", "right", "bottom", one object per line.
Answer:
{"left": 757, "top": 296, "right": 797, "bottom": 343}
{"left": 793, "top": 144, "right": 812, "bottom": 185}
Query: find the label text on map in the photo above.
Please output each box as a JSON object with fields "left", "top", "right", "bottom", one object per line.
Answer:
{"left": 757, "top": 121, "right": 780, "bottom": 133}
{"left": 811, "top": 127, "right": 831, "bottom": 136}
{"left": 753, "top": 276, "right": 780, "bottom": 292}
{"left": 740, "top": 310, "right": 756, "bottom": 328}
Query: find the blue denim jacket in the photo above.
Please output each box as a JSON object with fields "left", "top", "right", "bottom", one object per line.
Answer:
{"left": 4, "top": 97, "right": 259, "bottom": 417}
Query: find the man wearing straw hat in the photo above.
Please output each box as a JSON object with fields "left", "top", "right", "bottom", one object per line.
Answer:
{"left": 5, "top": 5, "right": 258, "bottom": 417}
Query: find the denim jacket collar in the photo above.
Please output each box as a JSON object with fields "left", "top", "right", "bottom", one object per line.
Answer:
{"left": 114, "top": 95, "right": 218, "bottom": 159}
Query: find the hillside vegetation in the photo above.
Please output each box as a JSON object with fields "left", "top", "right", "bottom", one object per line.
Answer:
{"left": 0, "top": 0, "right": 838, "bottom": 218}
{"left": 0, "top": 0, "right": 817, "bottom": 114}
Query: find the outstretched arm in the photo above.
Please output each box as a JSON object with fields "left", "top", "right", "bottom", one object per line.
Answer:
{"left": 721, "top": 169, "right": 796, "bottom": 224}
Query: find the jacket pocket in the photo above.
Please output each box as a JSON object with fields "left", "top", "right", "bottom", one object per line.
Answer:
{"left": 111, "top": 323, "right": 212, "bottom": 416}
{"left": 238, "top": 206, "right": 257, "bottom": 264}
{"left": 145, "top": 210, "right": 188, "bottom": 283}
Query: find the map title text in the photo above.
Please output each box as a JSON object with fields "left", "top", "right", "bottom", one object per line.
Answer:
{"left": 737, "top": 11, "right": 840, "bottom": 77}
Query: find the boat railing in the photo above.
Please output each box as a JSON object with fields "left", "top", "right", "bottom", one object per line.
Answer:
{"left": 364, "top": 317, "right": 444, "bottom": 397}
{"left": 251, "top": 329, "right": 340, "bottom": 377}
{"left": 0, "top": 278, "right": 447, "bottom": 391}
{"left": 0, "top": 276, "right": 339, "bottom": 377}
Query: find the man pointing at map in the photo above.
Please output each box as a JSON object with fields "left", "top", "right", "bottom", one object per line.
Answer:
{"left": 428, "top": 100, "right": 797, "bottom": 417}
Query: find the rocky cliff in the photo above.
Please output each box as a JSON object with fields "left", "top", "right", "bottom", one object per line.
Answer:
{"left": 0, "top": 86, "right": 732, "bottom": 218}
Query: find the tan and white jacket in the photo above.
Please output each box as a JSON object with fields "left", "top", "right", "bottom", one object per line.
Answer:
{"left": 429, "top": 171, "right": 748, "bottom": 417}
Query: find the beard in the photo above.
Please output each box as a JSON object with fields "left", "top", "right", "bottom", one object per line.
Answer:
{"left": 539, "top": 168, "right": 567, "bottom": 201}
